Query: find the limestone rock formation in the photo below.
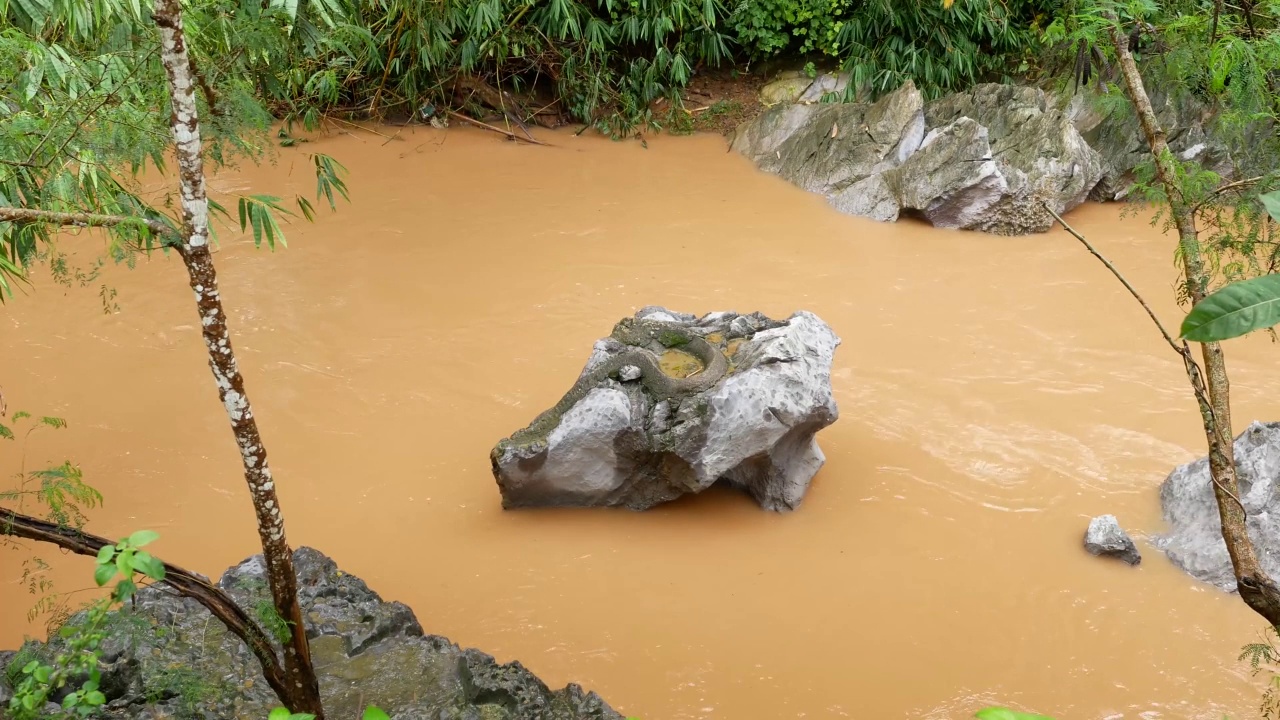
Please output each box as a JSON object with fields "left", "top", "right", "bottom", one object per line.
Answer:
{"left": 1, "top": 549, "right": 622, "bottom": 720}
{"left": 1156, "top": 421, "right": 1280, "bottom": 592}
{"left": 731, "top": 81, "right": 1104, "bottom": 235}
{"left": 1064, "top": 87, "right": 1235, "bottom": 201}
{"left": 1084, "top": 514, "right": 1141, "bottom": 566}
{"left": 490, "top": 307, "right": 841, "bottom": 512}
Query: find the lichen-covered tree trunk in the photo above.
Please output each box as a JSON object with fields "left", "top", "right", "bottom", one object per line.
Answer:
{"left": 1108, "top": 17, "right": 1280, "bottom": 626}
{"left": 152, "top": 0, "right": 325, "bottom": 713}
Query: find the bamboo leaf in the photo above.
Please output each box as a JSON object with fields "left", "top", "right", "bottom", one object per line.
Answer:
{"left": 1260, "top": 190, "right": 1280, "bottom": 224}
{"left": 1180, "top": 274, "right": 1280, "bottom": 342}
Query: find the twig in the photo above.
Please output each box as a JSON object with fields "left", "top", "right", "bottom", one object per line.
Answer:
{"left": 1046, "top": 205, "right": 1183, "bottom": 352}
{"left": 1045, "top": 203, "right": 1246, "bottom": 513}
{"left": 1191, "top": 176, "right": 1265, "bottom": 215}
{"left": 446, "top": 110, "right": 549, "bottom": 146}
{"left": 0, "top": 509, "right": 292, "bottom": 708}
{"left": 324, "top": 116, "right": 397, "bottom": 141}
{"left": 0, "top": 206, "right": 176, "bottom": 238}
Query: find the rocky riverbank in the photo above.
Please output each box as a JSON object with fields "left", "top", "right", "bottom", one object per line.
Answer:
{"left": 726, "top": 70, "right": 1254, "bottom": 235}
{"left": 1, "top": 549, "right": 622, "bottom": 720}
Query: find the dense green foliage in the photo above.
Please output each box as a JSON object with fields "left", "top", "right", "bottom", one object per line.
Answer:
{"left": 730, "top": 0, "right": 1061, "bottom": 97}
{"left": 0, "top": 0, "right": 1068, "bottom": 148}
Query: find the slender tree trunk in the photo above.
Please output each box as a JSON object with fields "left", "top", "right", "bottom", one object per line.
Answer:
{"left": 1108, "top": 17, "right": 1280, "bottom": 626}
{"left": 152, "top": 0, "right": 324, "bottom": 713}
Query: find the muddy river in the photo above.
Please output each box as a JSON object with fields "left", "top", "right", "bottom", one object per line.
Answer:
{"left": 3, "top": 126, "right": 1278, "bottom": 719}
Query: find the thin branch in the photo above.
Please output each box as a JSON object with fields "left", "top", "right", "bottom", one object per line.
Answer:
{"left": 1046, "top": 203, "right": 1246, "bottom": 513}
{"left": 1191, "top": 176, "right": 1265, "bottom": 215}
{"left": 0, "top": 509, "right": 291, "bottom": 705}
{"left": 446, "top": 110, "right": 550, "bottom": 146}
{"left": 1045, "top": 205, "right": 1183, "bottom": 352}
{"left": 0, "top": 207, "right": 176, "bottom": 239}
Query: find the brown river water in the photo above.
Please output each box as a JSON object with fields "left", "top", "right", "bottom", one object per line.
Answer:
{"left": 3, "top": 126, "right": 1279, "bottom": 720}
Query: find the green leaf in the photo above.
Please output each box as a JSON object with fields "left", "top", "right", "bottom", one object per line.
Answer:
{"left": 93, "top": 562, "right": 117, "bottom": 587}
{"left": 1180, "top": 274, "right": 1280, "bottom": 342}
{"left": 975, "top": 709, "right": 1055, "bottom": 720}
{"left": 84, "top": 690, "right": 105, "bottom": 706}
{"left": 96, "top": 545, "right": 115, "bottom": 564}
{"left": 33, "top": 665, "right": 51, "bottom": 683}
{"left": 1260, "top": 190, "right": 1280, "bottom": 224}
{"left": 269, "top": 709, "right": 293, "bottom": 720}
{"left": 133, "top": 552, "right": 166, "bottom": 581}
{"left": 127, "top": 529, "right": 159, "bottom": 547}
{"left": 363, "top": 707, "right": 392, "bottom": 720}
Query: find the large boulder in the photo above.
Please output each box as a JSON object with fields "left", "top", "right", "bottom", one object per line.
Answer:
{"left": 730, "top": 81, "right": 1102, "bottom": 235}
{"left": 923, "top": 84, "right": 1104, "bottom": 234}
{"left": 490, "top": 307, "right": 841, "bottom": 512}
{"left": 1156, "top": 421, "right": 1280, "bottom": 591}
{"left": 3, "top": 549, "right": 622, "bottom": 720}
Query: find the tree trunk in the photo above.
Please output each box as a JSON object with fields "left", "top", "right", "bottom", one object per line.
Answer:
{"left": 0, "top": 509, "right": 291, "bottom": 706}
{"left": 152, "top": 0, "right": 325, "bottom": 713}
{"left": 1108, "top": 17, "right": 1280, "bottom": 626}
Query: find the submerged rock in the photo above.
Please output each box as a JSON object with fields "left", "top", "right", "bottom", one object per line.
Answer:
{"left": 490, "top": 307, "right": 841, "bottom": 511}
{"left": 1084, "top": 514, "right": 1141, "bottom": 566}
{"left": 1157, "top": 421, "right": 1280, "bottom": 591}
{"left": 730, "top": 81, "right": 1102, "bottom": 235}
{"left": 2, "top": 549, "right": 622, "bottom": 720}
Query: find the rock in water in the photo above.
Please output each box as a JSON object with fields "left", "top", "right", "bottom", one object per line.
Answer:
{"left": 1157, "top": 421, "right": 1280, "bottom": 591}
{"left": 2, "top": 549, "right": 622, "bottom": 720}
{"left": 490, "top": 307, "right": 841, "bottom": 511}
{"left": 730, "top": 81, "right": 1103, "bottom": 235}
{"left": 1084, "top": 514, "right": 1141, "bottom": 566}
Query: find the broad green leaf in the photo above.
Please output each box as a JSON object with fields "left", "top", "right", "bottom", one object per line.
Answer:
{"left": 1180, "top": 274, "right": 1280, "bottom": 342}
{"left": 269, "top": 709, "right": 292, "bottom": 720}
{"left": 93, "top": 562, "right": 116, "bottom": 586}
{"left": 85, "top": 690, "right": 105, "bottom": 706}
{"left": 975, "top": 709, "right": 1055, "bottom": 720}
{"left": 133, "top": 552, "right": 166, "bottom": 581}
{"left": 33, "top": 665, "right": 51, "bottom": 683}
{"left": 96, "top": 545, "right": 115, "bottom": 564}
{"left": 364, "top": 707, "right": 392, "bottom": 720}
{"left": 127, "top": 529, "right": 159, "bottom": 547}
{"left": 1260, "top": 190, "right": 1280, "bottom": 224}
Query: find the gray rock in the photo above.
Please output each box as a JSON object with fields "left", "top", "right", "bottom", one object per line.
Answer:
{"left": 1084, "top": 514, "right": 1141, "bottom": 566}
{"left": 798, "top": 72, "right": 851, "bottom": 103}
{"left": 1156, "top": 421, "right": 1280, "bottom": 592}
{"left": 6, "top": 549, "right": 622, "bottom": 720}
{"left": 924, "top": 84, "right": 1104, "bottom": 234}
{"left": 883, "top": 118, "right": 1006, "bottom": 229}
{"left": 491, "top": 308, "right": 841, "bottom": 511}
{"left": 730, "top": 81, "right": 1101, "bottom": 235}
{"left": 1067, "top": 85, "right": 1233, "bottom": 201}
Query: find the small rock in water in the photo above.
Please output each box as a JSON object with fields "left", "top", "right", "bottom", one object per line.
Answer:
{"left": 1084, "top": 514, "right": 1141, "bottom": 566}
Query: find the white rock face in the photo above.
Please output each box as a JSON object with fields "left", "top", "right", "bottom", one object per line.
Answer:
{"left": 1157, "top": 421, "right": 1280, "bottom": 591}
{"left": 490, "top": 308, "right": 841, "bottom": 511}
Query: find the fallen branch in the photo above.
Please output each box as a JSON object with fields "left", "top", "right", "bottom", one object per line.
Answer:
{"left": 446, "top": 111, "right": 549, "bottom": 146}
{"left": 0, "top": 509, "right": 291, "bottom": 708}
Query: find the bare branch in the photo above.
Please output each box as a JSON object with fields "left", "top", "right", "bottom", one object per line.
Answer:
{"left": 0, "top": 508, "right": 291, "bottom": 704}
{"left": 0, "top": 206, "right": 176, "bottom": 239}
